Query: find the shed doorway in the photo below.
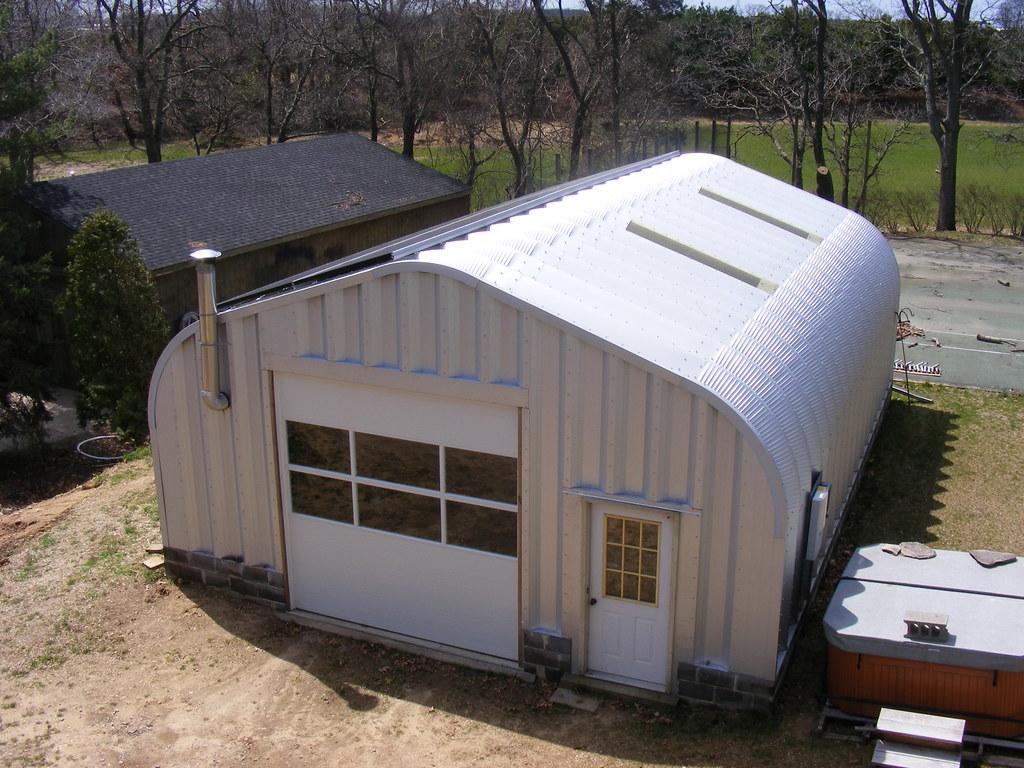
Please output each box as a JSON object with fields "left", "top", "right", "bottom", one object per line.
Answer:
{"left": 587, "top": 502, "right": 674, "bottom": 690}
{"left": 275, "top": 375, "right": 520, "bottom": 661}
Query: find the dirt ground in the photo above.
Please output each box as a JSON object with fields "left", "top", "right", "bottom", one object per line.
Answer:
{"left": 2, "top": 383, "right": 1021, "bottom": 767}
{"left": 0, "top": 457, "right": 866, "bottom": 768}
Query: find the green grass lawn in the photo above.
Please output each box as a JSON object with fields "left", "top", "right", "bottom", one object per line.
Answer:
{"left": 413, "top": 120, "right": 1024, "bottom": 227}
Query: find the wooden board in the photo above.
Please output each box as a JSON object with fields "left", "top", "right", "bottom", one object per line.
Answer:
{"left": 871, "top": 740, "right": 961, "bottom": 768}
{"left": 877, "top": 708, "right": 966, "bottom": 750}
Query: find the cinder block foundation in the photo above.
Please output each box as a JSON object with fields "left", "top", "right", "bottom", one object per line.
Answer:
{"left": 676, "top": 662, "right": 774, "bottom": 711}
{"left": 163, "top": 546, "right": 285, "bottom": 607}
{"left": 522, "top": 629, "right": 571, "bottom": 682}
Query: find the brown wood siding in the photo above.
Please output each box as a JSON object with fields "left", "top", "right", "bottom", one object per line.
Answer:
{"left": 827, "top": 645, "right": 1024, "bottom": 738}
{"left": 155, "top": 195, "right": 470, "bottom": 327}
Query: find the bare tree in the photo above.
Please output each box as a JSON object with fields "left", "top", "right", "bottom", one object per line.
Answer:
{"left": 801, "top": 0, "right": 833, "bottom": 200}
{"left": 464, "top": 0, "right": 550, "bottom": 196}
{"left": 96, "top": 0, "right": 203, "bottom": 162}
{"left": 221, "top": 0, "right": 323, "bottom": 145}
{"left": 822, "top": 21, "right": 911, "bottom": 210}
{"left": 897, "top": 0, "right": 986, "bottom": 230}
{"left": 168, "top": 25, "right": 249, "bottom": 154}
{"left": 530, "top": 0, "right": 605, "bottom": 178}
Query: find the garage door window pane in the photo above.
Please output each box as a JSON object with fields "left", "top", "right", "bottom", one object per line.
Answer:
{"left": 356, "top": 433, "right": 439, "bottom": 489}
{"left": 446, "top": 502, "right": 517, "bottom": 556}
{"left": 445, "top": 448, "right": 517, "bottom": 503}
{"left": 290, "top": 471, "right": 353, "bottom": 523}
{"left": 287, "top": 421, "right": 350, "bottom": 474}
{"left": 357, "top": 485, "right": 441, "bottom": 541}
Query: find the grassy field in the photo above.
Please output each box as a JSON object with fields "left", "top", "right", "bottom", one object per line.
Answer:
{"left": 412, "top": 121, "right": 1024, "bottom": 218}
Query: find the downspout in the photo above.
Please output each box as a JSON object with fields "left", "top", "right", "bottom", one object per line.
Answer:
{"left": 192, "top": 248, "right": 230, "bottom": 411}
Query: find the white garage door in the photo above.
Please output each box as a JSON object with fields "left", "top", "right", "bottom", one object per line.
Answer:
{"left": 276, "top": 375, "right": 519, "bottom": 661}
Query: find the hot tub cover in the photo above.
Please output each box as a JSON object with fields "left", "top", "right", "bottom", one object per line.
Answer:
{"left": 824, "top": 544, "right": 1024, "bottom": 671}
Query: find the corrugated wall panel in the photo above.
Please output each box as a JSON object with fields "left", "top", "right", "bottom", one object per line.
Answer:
{"left": 153, "top": 345, "right": 195, "bottom": 550}
{"left": 438, "top": 278, "right": 477, "bottom": 379}
{"left": 621, "top": 367, "right": 648, "bottom": 495}
{"left": 399, "top": 272, "right": 438, "bottom": 374}
{"left": 525, "top": 319, "right": 564, "bottom": 630}
{"left": 662, "top": 386, "right": 693, "bottom": 504}
{"left": 359, "top": 274, "right": 399, "bottom": 368}
{"left": 729, "top": 446, "right": 785, "bottom": 679}
{"left": 200, "top": 399, "right": 241, "bottom": 558}
{"left": 175, "top": 336, "right": 213, "bottom": 552}
{"left": 694, "top": 410, "right": 736, "bottom": 667}
{"left": 227, "top": 315, "right": 279, "bottom": 567}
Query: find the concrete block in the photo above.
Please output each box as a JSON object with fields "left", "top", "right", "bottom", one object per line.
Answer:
{"left": 203, "top": 571, "right": 230, "bottom": 589}
{"left": 677, "top": 662, "right": 699, "bottom": 683}
{"left": 166, "top": 562, "right": 203, "bottom": 583}
{"left": 734, "top": 673, "right": 774, "bottom": 699}
{"left": 258, "top": 584, "right": 286, "bottom": 604}
{"left": 215, "top": 557, "right": 244, "bottom": 576}
{"left": 189, "top": 551, "right": 219, "bottom": 572}
{"left": 523, "top": 630, "right": 546, "bottom": 649}
{"left": 162, "top": 547, "right": 188, "bottom": 564}
{"left": 677, "top": 680, "right": 716, "bottom": 703}
{"left": 241, "top": 564, "right": 270, "bottom": 583}
{"left": 713, "top": 687, "right": 748, "bottom": 707}
{"left": 266, "top": 570, "right": 285, "bottom": 589}
{"left": 696, "top": 665, "right": 735, "bottom": 689}
{"left": 524, "top": 647, "right": 548, "bottom": 666}
{"left": 543, "top": 634, "right": 572, "bottom": 655}
{"left": 229, "top": 576, "right": 260, "bottom": 597}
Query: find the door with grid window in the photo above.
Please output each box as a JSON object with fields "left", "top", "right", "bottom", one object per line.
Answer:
{"left": 587, "top": 502, "right": 673, "bottom": 689}
{"left": 276, "top": 374, "right": 519, "bottom": 660}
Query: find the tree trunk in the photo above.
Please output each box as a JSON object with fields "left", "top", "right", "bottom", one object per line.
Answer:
{"left": 400, "top": 105, "right": 415, "bottom": 157}
{"left": 265, "top": 65, "right": 274, "bottom": 146}
{"left": 569, "top": 106, "right": 587, "bottom": 179}
{"left": 936, "top": 127, "right": 959, "bottom": 230}
{"left": 809, "top": 0, "right": 834, "bottom": 201}
{"left": 367, "top": 71, "right": 379, "bottom": 142}
{"left": 609, "top": 1, "right": 622, "bottom": 165}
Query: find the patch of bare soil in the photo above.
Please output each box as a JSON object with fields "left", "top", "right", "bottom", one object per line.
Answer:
{"left": 0, "top": 459, "right": 868, "bottom": 768}
{"left": 0, "top": 444, "right": 109, "bottom": 564}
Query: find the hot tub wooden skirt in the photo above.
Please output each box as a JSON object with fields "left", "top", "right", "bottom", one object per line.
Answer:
{"left": 827, "top": 645, "right": 1024, "bottom": 739}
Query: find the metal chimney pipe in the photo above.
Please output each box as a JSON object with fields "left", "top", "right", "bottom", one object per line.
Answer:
{"left": 192, "top": 248, "right": 230, "bottom": 411}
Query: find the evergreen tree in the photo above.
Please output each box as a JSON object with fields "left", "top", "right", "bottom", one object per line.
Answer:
{"left": 0, "top": 7, "right": 58, "bottom": 448}
{"left": 63, "top": 211, "right": 170, "bottom": 442}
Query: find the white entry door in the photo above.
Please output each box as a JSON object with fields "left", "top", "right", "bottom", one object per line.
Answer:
{"left": 587, "top": 502, "right": 673, "bottom": 690}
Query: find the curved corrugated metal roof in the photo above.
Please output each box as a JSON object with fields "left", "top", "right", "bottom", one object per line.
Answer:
{"left": 415, "top": 153, "right": 899, "bottom": 530}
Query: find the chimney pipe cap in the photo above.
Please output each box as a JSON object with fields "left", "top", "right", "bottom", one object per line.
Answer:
{"left": 191, "top": 248, "right": 222, "bottom": 262}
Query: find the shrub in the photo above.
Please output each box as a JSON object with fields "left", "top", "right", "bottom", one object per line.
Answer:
{"left": 958, "top": 184, "right": 988, "bottom": 234}
{"left": 63, "top": 211, "right": 169, "bottom": 441}
{"left": 863, "top": 191, "right": 902, "bottom": 234}
{"left": 893, "top": 190, "right": 936, "bottom": 233}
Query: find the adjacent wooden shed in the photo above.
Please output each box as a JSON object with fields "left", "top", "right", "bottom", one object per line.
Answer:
{"left": 20, "top": 133, "right": 469, "bottom": 327}
{"left": 149, "top": 153, "right": 900, "bottom": 706}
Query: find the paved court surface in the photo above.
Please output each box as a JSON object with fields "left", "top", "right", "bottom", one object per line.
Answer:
{"left": 890, "top": 237, "right": 1024, "bottom": 391}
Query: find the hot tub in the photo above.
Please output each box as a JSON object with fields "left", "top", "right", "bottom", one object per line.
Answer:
{"left": 824, "top": 544, "right": 1024, "bottom": 738}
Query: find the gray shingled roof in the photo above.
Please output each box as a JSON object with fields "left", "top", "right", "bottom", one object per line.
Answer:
{"left": 20, "top": 133, "right": 469, "bottom": 273}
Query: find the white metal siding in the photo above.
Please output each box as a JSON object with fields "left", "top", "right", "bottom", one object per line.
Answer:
{"left": 150, "top": 153, "right": 897, "bottom": 685}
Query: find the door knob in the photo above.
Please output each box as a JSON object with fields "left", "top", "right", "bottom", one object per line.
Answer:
{"left": 590, "top": 598, "right": 597, "bottom": 606}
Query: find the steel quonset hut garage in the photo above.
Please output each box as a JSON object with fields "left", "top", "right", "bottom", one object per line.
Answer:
{"left": 149, "top": 152, "right": 900, "bottom": 707}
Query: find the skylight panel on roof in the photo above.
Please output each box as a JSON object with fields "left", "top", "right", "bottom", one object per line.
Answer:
{"left": 626, "top": 221, "right": 780, "bottom": 294}
{"left": 698, "top": 188, "right": 822, "bottom": 244}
